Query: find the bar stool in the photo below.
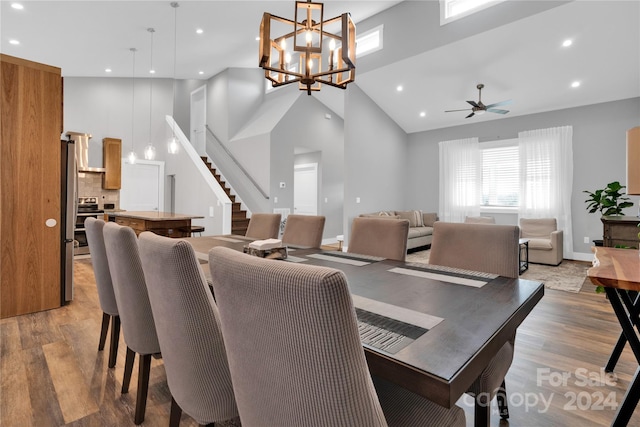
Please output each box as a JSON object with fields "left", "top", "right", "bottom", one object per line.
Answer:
{"left": 179, "top": 225, "right": 205, "bottom": 237}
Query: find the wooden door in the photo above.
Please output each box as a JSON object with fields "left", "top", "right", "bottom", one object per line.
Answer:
{"left": 1, "top": 54, "right": 62, "bottom": 318}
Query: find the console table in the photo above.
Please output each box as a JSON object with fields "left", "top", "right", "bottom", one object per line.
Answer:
{"left": 601, "top": 216, "right": 640, "bottom": 248}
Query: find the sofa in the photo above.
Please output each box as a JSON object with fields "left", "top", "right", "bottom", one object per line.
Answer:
{"left": 359, "top": 210, "right": 438, "bottom": 250}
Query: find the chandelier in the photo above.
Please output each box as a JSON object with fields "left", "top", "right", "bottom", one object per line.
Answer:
{"left": 259, "top": 0, "right": 356, "bottom": 95}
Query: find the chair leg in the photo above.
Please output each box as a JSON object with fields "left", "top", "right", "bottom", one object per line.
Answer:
{"left": 474, "top": 392, "right": 490, "bottom": 427}
{"left": 170, "top": 396, "right": 182, "bottom": 427}
{"left": 122, "top": 347, "right": 136, "bottom": 393}
{"left": 98, "top": 312, "right": 110, "bottom": 351}
{"left": 496, "top": 379, "right": 509, "bottom": 419}
{"left": 134, "top": 354, "right": 152, "bottom": 425}
{"left": 108, "top": 315, "right": 121, "bottom": 368}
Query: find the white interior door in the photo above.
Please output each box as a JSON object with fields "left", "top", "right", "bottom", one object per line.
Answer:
{"left": 294, "top": 163, "right": 318, "bottom": 216}
{"left": 120, "top": 160, "right": 165, "bottom": 211}
{"left": 190, "top": 85, "right": 206, "bottom": 155}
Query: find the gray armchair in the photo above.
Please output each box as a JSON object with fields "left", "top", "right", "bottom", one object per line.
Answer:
{"left": 209, "top": 246, "right": 465, "bottom": 427}
{"left": 519, "top": 217, "right": 563, "bottom": 265}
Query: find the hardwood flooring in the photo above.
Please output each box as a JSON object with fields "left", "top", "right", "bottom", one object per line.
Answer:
{"left": 1, "top": 257, "right": 639, "bottom": 426}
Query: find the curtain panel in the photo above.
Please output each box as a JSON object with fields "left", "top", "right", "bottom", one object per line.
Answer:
{"left": 438, "top": 138, "right": 481, "bottom": 223}
{"left": 518, "top": 126, "right": 574, "bottom": 257}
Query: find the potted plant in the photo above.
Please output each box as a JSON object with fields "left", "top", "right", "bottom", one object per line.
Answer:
{"left": 583, "top": 181, "right": 634, "bottom": 247}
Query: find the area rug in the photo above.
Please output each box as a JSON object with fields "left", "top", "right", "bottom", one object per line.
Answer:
{"left": 405, "top": 249, "right": 589, "bottom": 293}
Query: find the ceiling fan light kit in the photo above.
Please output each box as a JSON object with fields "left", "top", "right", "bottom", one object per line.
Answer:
{"left": 445, "top": 83, "right": 511, "bottom": 118}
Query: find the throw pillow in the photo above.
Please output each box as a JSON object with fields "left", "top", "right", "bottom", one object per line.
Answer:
{"left": 423, "top": 212, "right": 438, "bottom": 227}
{"left": 396, "top": 210, "right": 423, "bottom": 227}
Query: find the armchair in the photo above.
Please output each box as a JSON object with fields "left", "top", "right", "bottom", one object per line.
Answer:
{"left": 519, "top": 218, "right": 563, "bottom": 266}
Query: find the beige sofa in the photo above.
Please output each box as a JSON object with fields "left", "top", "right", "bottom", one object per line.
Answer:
{"left": 359, "top": 210, "right": 438, "bottom": 250}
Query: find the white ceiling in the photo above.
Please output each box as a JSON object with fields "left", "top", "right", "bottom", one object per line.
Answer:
{"left": 2, "top": 0, "right": 639, "bottom": 134}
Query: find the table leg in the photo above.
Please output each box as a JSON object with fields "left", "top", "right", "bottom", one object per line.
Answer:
{"left": 606, "top": 292, "right": 640, "bottom": 373}
{"left": 604, "top": 288, "right": 640, "bottom": 426}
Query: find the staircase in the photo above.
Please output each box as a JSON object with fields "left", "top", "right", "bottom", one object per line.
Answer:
{"left": 201, "top": 157, "right": 250, "bottom": 235}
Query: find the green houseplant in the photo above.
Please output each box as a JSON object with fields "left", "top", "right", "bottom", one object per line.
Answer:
{"left": 583, "top": 181, "right": 634, "bottom": 216}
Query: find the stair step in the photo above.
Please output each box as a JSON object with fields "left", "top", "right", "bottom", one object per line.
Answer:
{"left": 232, "top": 211, "right": 247, "bottom": 219}
{"left": 233, "top": 218, "right": 250, "bottom": 226}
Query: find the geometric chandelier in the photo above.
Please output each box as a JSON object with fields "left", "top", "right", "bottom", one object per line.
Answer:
{"left": 259, "top": 0, "right": 356, "bottom": 95}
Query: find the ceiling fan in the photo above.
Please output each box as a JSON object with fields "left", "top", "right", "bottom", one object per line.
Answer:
{"left": 445, "top": 83, "right": 511, "bottom": 118}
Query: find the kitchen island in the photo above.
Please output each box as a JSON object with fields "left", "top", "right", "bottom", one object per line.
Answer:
{"left": 109, "top": 211, "right": 204, "bottom": 238}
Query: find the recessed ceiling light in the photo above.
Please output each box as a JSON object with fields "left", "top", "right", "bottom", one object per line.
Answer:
{"left": 571, "top": 81, "right": 581, "bottom": 88}
{"left": 196, "top": 28, "right": 203, "bottom": 34}
{"left": 255, "top": 36, "right": 261, "bottom": 41}
{"left": 105, "top": 68, "right": 112, "bottom": 73}
{"left": 198, "top": 71, "right": 204, "bottom": 75}
{"left": 9, "top": 39, "right": 20, "bottom": 45}
{"left": 396, "top": 85, "right": 403, "bottom": 92}
{"left": 149, "top": 69, "right": 156, "bottom": 74}
{"left": 562, "top": 39, "right": 573, "bottom": 47}
{"left": 11, "top": 3, "right": 24, "bottom": 10}
{"left": 420, "top": 112, "right": 426, "bottom": 117}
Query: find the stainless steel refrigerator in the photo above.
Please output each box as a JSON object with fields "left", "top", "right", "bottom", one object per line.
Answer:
{"left": 61, "top": 137, "right": 77, "bottom": 303}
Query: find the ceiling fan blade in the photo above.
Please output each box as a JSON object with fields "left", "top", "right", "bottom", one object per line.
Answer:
{"left": 485, "top": 99, "right": 512, "bottom": 109}
{"left": 445, "top": 108, "right": 472, "bottom": 113}
{"left": 465, "top": 112, "right": 475, "bottom": 119}
{"left": 486, "top": 108, "right": 509, "bottom": 115}
{"left": 467, "top": 101, "right": 479, "bottom": 108}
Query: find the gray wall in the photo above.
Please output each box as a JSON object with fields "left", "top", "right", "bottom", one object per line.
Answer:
{"left": 406, "top": 97, "right": 640, "bottom": 258}
{"left": 343, "top": 84, "right": 408, "bottom": 242}
{"left": 271, "top": 95, "right": 345, "bottom": 240}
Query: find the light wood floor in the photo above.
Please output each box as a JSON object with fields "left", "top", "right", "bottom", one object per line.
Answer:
{"left": 1, "top": 257, "right": 639, "bottom": 427}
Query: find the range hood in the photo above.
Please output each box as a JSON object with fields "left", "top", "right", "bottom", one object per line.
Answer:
{"left": 66, "top": 131, "right": 106, "bottom": 173}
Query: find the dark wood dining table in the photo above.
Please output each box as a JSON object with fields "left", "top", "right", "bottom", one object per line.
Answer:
{"left": 183, "top": 235, "right": 545, "bottom": 427}
{"left": 588, "top": 246, "right": 640, "bottom": 427}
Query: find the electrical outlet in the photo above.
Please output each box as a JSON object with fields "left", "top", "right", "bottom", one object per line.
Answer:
{"left": 279, "top": 182, "right": 286, "bottom": 188}
{"left": 324, "top": 197, "right": 328, "bottom": 203}
{"left": 584, "top": 236, "right": 589, "bottom": 244}
{"left": 356, "top": 197, "right": 361, "bottom": 203}
{"left": 274, "top": 196, "right": 278, "bottom": 203}
{"left": 209, "top": 206, "right": 214, "bottom": 217}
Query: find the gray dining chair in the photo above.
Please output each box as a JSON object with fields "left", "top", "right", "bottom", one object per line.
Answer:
{"left": 103, "top": 222, "right": 161, "bottom": 425}
{"left": 209, "top": 246, "right": 465, "bottom": 427}
{"left": 281, "top": 214, "right": 326, "bottom": 248}
{"left": 244, "top": 212, "right": 281, "bottom": 239}
{"left": 138, "top": 232, "right": 237, "bottom": 427}
{"left": 84, "top": 217, "right": 120, "bottom": 368}
{"left": 429, "top": 221, "right": 520, "bottom": 424}
{"left": 348, "top": 217, "right": 410, "bottom": 261}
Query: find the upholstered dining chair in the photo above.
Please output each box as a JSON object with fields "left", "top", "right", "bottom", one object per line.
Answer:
{"left": 429, "top": 221, "right": 520, "bottom": 424}
{"left": 103, "top": 222, "right": 161, "bottom": 425}
{"left": 348, "top": 217, "right": 410, "bottom": 261}
{"left": 281, "top": 214, "right": 326, "bottom": 248}
{"left": 84, "top": 217, "right": 120, "bottom": 369}
{"left": 138, "top": 232, "right": 237, "bottom": 427}
{"left": 244, "top": 212, "right": 281, "bottom": 239}
{"left": 209, "top": 246, "right": 465, "bottom": 427}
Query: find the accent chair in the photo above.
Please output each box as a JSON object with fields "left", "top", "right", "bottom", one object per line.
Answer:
{"left": 519, "top": 217, "right": 563, "bottom": 265}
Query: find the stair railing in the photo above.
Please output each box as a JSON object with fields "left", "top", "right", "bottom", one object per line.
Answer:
{"left": 205, "top": 125, "right": 269, "bottom": 200}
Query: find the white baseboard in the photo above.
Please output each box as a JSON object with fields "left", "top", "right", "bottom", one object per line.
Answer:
{"left": 570, "top": 252, "right": 595, "bottom": 262}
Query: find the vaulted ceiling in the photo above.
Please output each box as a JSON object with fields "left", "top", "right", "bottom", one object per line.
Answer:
{"left": 2, "top": 1, "right": 638, "bottom": 134}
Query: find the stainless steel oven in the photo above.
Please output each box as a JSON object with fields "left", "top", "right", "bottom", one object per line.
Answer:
{"left": 75, "top": 197, "right": 104, "bottom": 255}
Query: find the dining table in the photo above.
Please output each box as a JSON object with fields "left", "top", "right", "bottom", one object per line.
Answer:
{"left": 183, "top": 234, "right": 545, "bottom": 427}
{"left": 588, "top": 246, "right": 640, "bottom": 427}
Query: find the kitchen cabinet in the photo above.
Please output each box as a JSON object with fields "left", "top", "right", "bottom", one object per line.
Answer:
{"left": 103, "top": 137, "right": 122, "bottom": 189}
{"left": 601, "top": 216, "right": 640, "bottom": 249}
{"left": 627, "top": 126, "right": 640, "bottom": 195}
{"left": 1, "top": 54, "right": 62, "bottom": 318}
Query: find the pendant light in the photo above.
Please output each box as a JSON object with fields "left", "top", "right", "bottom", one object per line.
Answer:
{"left": 168, "top": 2, "right": 179, "bottom": 154}
{"left": 144, "top": 27, "right": 157, "bottom": 160}
{"left": 128, "top": 47, "right": 138, "bottom": 164}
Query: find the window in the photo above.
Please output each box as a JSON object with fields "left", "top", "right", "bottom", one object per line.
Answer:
{"left": 481, "top": 139, "right": 519, "bottom": 207}
{"left": 440, "top": 0, "right": 505, "bottom": 25}
{"left": 356, "top": 25, "right": 383, "bottom": 58}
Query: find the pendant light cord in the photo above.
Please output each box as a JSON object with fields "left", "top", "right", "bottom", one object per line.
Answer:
{"left": 130, "top": 47, "right": 137, "bottom": 153}
{"left": 148, "top": 28, "right": 154, "bottom": 143}
{"left": 171, "top": 2, "right": 179, "bottom": 139}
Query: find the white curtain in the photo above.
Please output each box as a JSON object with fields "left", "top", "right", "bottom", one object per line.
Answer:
{"left": 518, "top": 126, "right": 573, "bottom": 257}
{"left": 439, "top": 138, "right": 481, "bottom": 223}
